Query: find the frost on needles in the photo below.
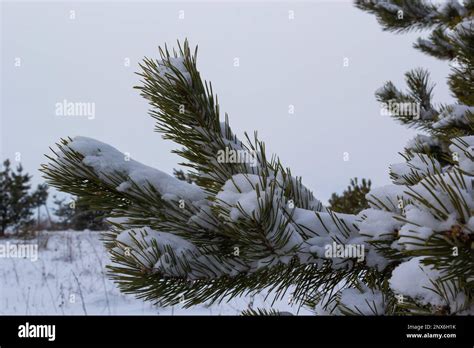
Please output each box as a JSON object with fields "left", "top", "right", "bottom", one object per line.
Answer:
{"left": 42, "top": 1, "right": 473, "bottom": 315}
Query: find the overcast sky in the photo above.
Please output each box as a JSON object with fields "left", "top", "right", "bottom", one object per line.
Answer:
{"left": 1, "top": 0, "right": 454, "bottom": 204}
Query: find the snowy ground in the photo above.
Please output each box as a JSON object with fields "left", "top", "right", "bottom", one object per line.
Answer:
{"left": 0, "top": 231, "right": 305, "bottom": 315}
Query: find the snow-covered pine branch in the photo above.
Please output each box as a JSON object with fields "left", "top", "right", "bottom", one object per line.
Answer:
{"left": 42, "top": 6, "right": 473, "bottom": 314}
{"left": 42, "top": 41, "right": 370, "bottom": 308}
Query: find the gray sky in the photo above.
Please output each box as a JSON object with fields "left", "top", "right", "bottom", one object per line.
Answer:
{"left": 1, "top": 0, "right": 454, "bottom": 204}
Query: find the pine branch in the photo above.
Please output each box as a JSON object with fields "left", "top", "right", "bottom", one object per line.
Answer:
{"left": 42, "top": 42, "right": 371, "bottom": 310}
{"left": 355, "top": 0, "right": 442, "bottom": 33}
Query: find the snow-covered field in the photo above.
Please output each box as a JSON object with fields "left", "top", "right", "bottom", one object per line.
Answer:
{"left": 0, "top": 231, "right": 301, "bottom": 315}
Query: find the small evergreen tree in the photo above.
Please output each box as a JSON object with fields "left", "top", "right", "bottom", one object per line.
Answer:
{"left": 53, "top": 195, "right": 107, "bottom": 231}
{"left": 0, "top": 160, "right": 47, "bottom": 236}
{"left": 52, "top": 196, "right": 75, "bottom": 229}
{"left": 31, "top": 183, "right": 49, "bottom": 228}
